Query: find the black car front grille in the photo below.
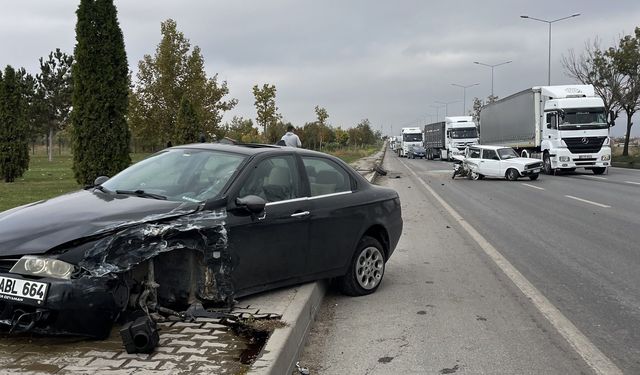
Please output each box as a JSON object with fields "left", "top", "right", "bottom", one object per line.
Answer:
{"left": 0, "top": 259, "right": 18, "bottom": 273}
{"left": 563, "top": 137, "right": 606, "bottom": 154}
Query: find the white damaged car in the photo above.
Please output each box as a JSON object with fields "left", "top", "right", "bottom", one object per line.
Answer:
{"left": 463, "top": 145, "right": 543, "bottom": 181}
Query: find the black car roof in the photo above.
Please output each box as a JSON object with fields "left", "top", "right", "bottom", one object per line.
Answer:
{"left": 170, "top": 142, "right": 339, "bottom": 158}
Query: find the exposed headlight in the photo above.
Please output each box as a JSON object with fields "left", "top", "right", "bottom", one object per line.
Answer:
{"left": 559, "top": 156, "right": 570, "bottom": 162}
{"left": 601, "top": 154, "right": 611, "bottom": 161}
{"left": 10, "top": 256, "right": 76, "bottom": 280}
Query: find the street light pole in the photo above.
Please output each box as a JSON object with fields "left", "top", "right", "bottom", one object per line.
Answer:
{"left": 435, "top": 100, "right": 459, "bottom": 118}
{"left": 451, "top": 83, "right": 479, "bottom": 114}
{"left": 430, "top": 104, "right": 445, "bottom": 122}
{"left": 473, "top": 60, "right": 512, "bottom": 97}
{"left": 520, "top": 13, "right": 580, "bottom": 85}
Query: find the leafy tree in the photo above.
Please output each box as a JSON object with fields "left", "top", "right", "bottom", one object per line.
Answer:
{"left": 609, "top": 27, "right": 640, "bottom": 156}
{"left": 174, "top": 96, "right": 200, "bottom": 144}
{"left": 130, "top": 19, "right": 236, "bottom": 149}
{"left": 0, "top": 66, "right": 30, "bottom": 182}
{"left": 253, "top": 83, "right": 280, "bottom": 143}
{"left": 348, "top": 119, "right": 376, "bottom": 146}
{"left": 314, "top": 105, "right": 329, "bottom": 149}
{"left": 36, "top": 49, "right": 74, "bottom": 161}
{"left": 71, "top": 0, "right": 131, "bottom": 185}
{"left": 334, "top": 127, "right": 349, "bottom": 146}
{"left": 563, "top": 39, "right": 622, "bottom": 127}
{"left": 223, "top": 116, "right": 261, "bottom": 143}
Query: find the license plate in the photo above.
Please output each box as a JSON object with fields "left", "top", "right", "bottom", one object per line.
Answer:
{"left": 0, "top": 276, "right": 48, "bottom": 304}
{"left": 533, "top": 169, "right": 540, "bottom": 173}
{"left": 577, "top": 155, "right": 592, "bottom": 159}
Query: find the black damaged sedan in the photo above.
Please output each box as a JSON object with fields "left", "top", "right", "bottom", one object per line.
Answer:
{"left": 0, "top": 143, "right": 402, "bottom": 339}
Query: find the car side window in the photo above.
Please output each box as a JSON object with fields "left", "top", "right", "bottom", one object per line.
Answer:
{"left": 482, "top": 149, "right": 499, "bottom": 160}
{"left": 302, "top": 157, "right": 351, "bottom": 197}
{"left": 468, "top": 148, "right": 481, "bottom": 159}
{"left": 238, "top": 155, "right": 301, "bottom": 203}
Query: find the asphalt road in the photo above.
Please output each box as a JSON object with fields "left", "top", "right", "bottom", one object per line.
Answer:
{"left": 397, "top": 156, "right": 640, "bottom": 373}
{"left": 295, "top": 151, "right": 618, "bottom": 374}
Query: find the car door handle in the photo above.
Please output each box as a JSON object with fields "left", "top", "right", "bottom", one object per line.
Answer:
{"left": 291, "top": 211, "right": 310, "bottom": 218}
{"left": 480, "top": 161, "right": 485, "bottom": 163}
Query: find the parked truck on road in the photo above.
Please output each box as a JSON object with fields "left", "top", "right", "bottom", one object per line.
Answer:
{"left": 479, "top": 85, "right": 611, "bottom": 174}
{"left": 399, "top": 127, "right": 423, "bottom": 157}
{"left": 424, "top": 116, "right": 478, "bottom": 160}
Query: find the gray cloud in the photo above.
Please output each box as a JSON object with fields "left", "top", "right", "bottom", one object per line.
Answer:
{"left": 1, "top": 0, "right": 639, "bottom": 136}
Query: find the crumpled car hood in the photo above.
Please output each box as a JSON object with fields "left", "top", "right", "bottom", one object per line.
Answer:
{"left": 0, "top": 189, "right": 195, "bottom": 257}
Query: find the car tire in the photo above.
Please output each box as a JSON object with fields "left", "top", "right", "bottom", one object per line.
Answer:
{"left": 338, "top": 236, "right": 385, "bottom": 296}
{"left": 543, "top": 152, "right": 553, "bottom": 175}
{"left": 529, "top": 173, "right": 539, "bottom": 181}
{"left": 506, "top": 168, "right": 519, "bottom": 181}
{"left": 592, "top": 167, "right": 606, "bottom": 175}
{"left": 470, "top": 171, "right": 480, "bottom": 180}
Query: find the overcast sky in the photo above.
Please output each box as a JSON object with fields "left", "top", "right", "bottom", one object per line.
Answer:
{"left": 1, "top": 0, "right": 639, "bottom": 137}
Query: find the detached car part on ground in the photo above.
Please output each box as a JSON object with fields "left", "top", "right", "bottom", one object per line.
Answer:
{"left": 458, "top": 145, "right": 543, "bottom": 181}
{"left": 0, "top": 144, "right": 402, "bottom": 351}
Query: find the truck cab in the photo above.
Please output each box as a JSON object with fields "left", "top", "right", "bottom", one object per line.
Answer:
{"left": 445, "top": 116, "right": 479, "bottom": 160}
{"left": 400, "top": 127, "right": 423, "bottom": 157}
{"left": 539, "top": 86, "right": 611, "bottom": 174}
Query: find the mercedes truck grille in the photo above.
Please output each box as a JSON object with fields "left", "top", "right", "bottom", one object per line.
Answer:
{"left": 563, "top": 137, "right": 606, "bottom": 154}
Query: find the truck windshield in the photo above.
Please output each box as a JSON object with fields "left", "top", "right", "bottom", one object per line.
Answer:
{"left": 403, "top": 134, "right": 423, "bottom": 142}
{"left": 450, "top": 128, "right": 478, "bottom": 139}
{"left": 560, "top": 108, "right": 608, "bottom": 130}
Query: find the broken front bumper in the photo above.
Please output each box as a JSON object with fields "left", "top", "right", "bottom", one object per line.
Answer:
{"left": 0, "top": 273, "right": 125, "bottom": 339}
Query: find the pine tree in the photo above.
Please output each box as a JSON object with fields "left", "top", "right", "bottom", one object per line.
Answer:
{"left": 0, "top": 66, "right": 30, "bottom": 182}
{"left": 71, "top": 0, "right": 130, "bottom": 185}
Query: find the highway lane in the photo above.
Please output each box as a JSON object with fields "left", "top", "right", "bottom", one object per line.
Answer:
{"left": 402, "top": 157, "right": 640, "bottom": 373}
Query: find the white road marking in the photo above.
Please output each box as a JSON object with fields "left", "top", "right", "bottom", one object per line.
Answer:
{"left": 565, "top": 195, "right": 611, "bottom": 208}
{"left": 398, "top": 158, "right": 622, "bottom": 375}
{"left": 522, "top": 183, "right": 545, "bottom": 191}
{"left": 625, "top": 181, "right": 640, "bottom": 186}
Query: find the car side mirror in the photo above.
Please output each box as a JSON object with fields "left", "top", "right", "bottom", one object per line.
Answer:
{"left": 94, "top": 176, "right": 109, "bottom": 185}
{"left": 235, "top": 195, "right": 266, "bottom": 214}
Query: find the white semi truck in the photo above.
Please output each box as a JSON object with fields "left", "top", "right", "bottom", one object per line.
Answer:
{"left": 479, "top": 85, "right": 611, "bottom": 174}
{"left": 424, "top": 116, "right": 478, "bottom": 160}
{"left": 399, "top": 127, "right": 423, "bottom": 157}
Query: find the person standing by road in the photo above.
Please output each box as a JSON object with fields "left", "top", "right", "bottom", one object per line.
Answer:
{"left": 280, "top": 125, "right": 302, "bottom": 148}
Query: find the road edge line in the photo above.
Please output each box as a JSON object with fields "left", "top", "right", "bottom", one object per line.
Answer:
{"left": 400, "top": 159, "right": 622, "bottom": 375}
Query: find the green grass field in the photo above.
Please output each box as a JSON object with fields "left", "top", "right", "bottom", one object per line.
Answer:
{"left": 0, "top": 145, "right": 380, "bottom": 213}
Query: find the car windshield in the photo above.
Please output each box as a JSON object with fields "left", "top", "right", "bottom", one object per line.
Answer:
{"left": 102, "top": 149, "right": 246, "bottom": 203}
{"left": 450, "top": 128, "right": 478, "bottom": 139}
{"left": 497, "top": 148, "right": 518, "bottom": 160}
{"left": 412, "top": 146, "right": 425, "bottom": 152}
{"left": 403, "top": 133, "right": 423, "bottom": 142}
{"left": 560, "top": 108, "right": 608, "bottom": 130}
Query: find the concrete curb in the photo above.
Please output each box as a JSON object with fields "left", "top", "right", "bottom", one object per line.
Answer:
{"left": 248, "top": 142, "right": 387, "bottom": 375}
{"left": 250, "top": 281, "right": 328, "bottom": 375}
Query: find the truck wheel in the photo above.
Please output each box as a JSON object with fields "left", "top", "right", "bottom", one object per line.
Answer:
{"left": 543, "top": 153, "right": 554, "bottom": 175}
{"left": 506, "top": 168, "right": 519, "bottom": 181}
{"left": 338, "top": 236, "right": 385, "bottom": 296}
{"left": 592, "top": 167, "right": 606, "bottom": 175}
{"left": 529, "top": 173, "right": 539, "bottom": 180}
